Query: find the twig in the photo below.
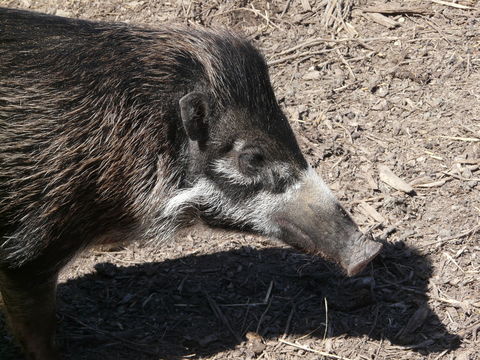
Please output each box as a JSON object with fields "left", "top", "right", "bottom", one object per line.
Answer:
{"left": 256, "top": 291, "right": 274, "bottom": 334}
{"left": 95, "top": 251, "right": 144, "bottom": 265}
{"left": 361, "top": 5, "right": 432, "bottom": 15}
{"left": 204, "top": 290, "right": 242, "bottom": 343}
{"left": 212, "top": 7, "right": 282, "bottom": 30}
{"left": 433, "top": 350, "right": 450, "bottom": 360}
{"left": 263, "top": 280, "right": 274, "bottom": 303}
{"left": 442, "top": 171, "right": 480, "bottom": 182}
{"left": 256, "top": 281, "right": 274, "bottom": 334}
{"left": 218, "top": 302, "right": 268, "bottom": 307}
{"left": 268, "top": 49, "right": 334, "bottom": 66}
{"left": 434, "top": 296, "right": 480, "bottom": 309}
{"left": 281, "top": 305, "right": 295, "bottom": 339}
{"left": 323, "top": 297, "right": 329, "bottom": 341}
{"left": 363, "top": 12, "right": 400, "bottom": 29}
{"left": 438, "top": 135, "right": 480, "bottom": 142}
{"left": 335, "top": 48, "right": 356, "bottom": 79}
{"left": 443, "top": 253, "right": 466, "bottom": 274}
{"left": 441, "top": 59, "right": 465, "bottom": 79}
{"left": 358, "top": 202, "right": 386, "bottom": 223}
{"left": 62, "top": 313, "right": 159, "bottom": 356}
{"left": 351, "top": 194, "right": 387, "bottom": 205}
{"left": 430, "top": 0, "right": 474, "bottom": 10}
{"left": 244, "top": 5, "right": 282, "bottom": 31}
{"left": 280, "top": 0, "right": 293, "bottom": 17}
{"left": 414, "top": 179, "right": 449, "bottom": 188}
{"left": 417, "top": 225, "right": 480, "bottom": 249}
{"left": 271, "top": 37, "right": 399, "bottom": 59}
{"left": 279, "top": 339, "right": 354, "bottom": 360}
{"left": 424, "top": 19, "right": 451, "bottom": 45}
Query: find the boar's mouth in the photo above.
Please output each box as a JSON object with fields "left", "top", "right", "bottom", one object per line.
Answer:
{"left": 275, "top": 216, "right": 382, "bottom": 276}
{"left": 275, "top": 217, "right": 317, "bottom": 252}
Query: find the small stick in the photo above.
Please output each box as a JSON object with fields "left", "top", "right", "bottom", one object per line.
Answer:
{"left": 281, "top": 305, "right": 295, "bottom": 339}
{"left": 351, "top": 194, "right": 386, "bottom": 204}
{"left": 430, "top": 0, "right": 474, "bottom": 9}
{"left": 323, "top": 297, "right": 329, "bottom": 341}
{"left": 417, "top": 225, "right": 480, "bottom": 249}
{"left": 280, "top": 0, "right": 293, "bottom": 17}
{"left": 434, "top": 296, "right": 480, "bottom": 309}
{"left": 268, "top": 49, "right": 334, "bottom": 66}
{"left": 432, "top": 349, "right": 449, "bottom": 360}
{"left": 278, "top": 339, "right": 354, "bottom": 360}
{"left": 263, "top": 280, "right": 274, "bottom": 303}
{"left": 361, "top": 5, "right": 432, "bottom": 15}
{"left": 335, "top": 48, "right": 356, "bottom": 79}
{"left": 364, "top": 12, "right": 400, "bottom": 29}
{"left": 244, "top": 6, "right": 282, "bottom": 31}
{"left": 271, "top": 37, "right": 400, "bottom": 59}
{"left": 424, "top": 19, "right": 451, "bottom": 45}
{"left": 62, "top": 313, "right": 159, "bottom": 356}
{"left": 414, "top": 179, "right": 448, "bottom": 188}
{"left": 204, "top": 291, "right": 242, "bottom": 343}
{"left": 219, "top": 302, "right": 268, "bottom": 307}
{"left": 438, "top": 135, "right": 480, "bottom": 142}
{"left": 443, "top": 252, "right": 466, "bottom": 274}
{"left": 97, "top": 252, "right": 145, "bottom": 265}
{"left": 256, "top": 290, "right": 274, "bottom": 334}
{"left": 442, "top": 171, "right": 480, "bottom": 182}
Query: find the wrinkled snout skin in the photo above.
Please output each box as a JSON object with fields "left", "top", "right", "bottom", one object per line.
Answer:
{"left": 273, "top": 168, "right": 383, "bottom": 276}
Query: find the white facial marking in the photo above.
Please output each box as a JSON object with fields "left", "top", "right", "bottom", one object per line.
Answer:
{"left": 302, "top": 166, "right": 337, "bottom": 207}
{"left": 156, "top": 164, "right": 338, "bottom": 241}
{"left": 212, "top": 157, "right": 294, "bottom": 188}
{"left": 233, "top": 140, "right": 245, "bottom": 151}
{"left": 212, "top": 158, "right": 254, "bottom": 186}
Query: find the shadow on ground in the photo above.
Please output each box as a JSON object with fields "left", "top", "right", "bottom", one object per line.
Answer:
{"left": 1, "top": 242, "right": 460, "bottom": 359}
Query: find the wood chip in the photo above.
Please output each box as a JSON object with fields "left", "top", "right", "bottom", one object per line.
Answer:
{"left": 364, "top": 171, "right": 379, "bottom": 190}
{"left": 358, "top": 202, "right": 386, "bottom": 223}
{"left": 396, "top": 304, "right": 429, "bottom": 339}
{"left": 365, "top": 12, "right": 400, "bottom": 29}
{"left": 378, "top": 165, "right": 415, "bottom": 194}
{"left": 301, "top": 0, "right": 312, "bottom": 12}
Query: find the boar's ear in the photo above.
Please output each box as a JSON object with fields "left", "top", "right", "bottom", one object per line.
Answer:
{"left": 179, "top": 92, "right": 209, "bottom": 143}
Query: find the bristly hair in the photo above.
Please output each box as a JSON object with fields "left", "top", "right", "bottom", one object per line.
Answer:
{"left": 137, "top": 25, "right": 277, "bottom": 110}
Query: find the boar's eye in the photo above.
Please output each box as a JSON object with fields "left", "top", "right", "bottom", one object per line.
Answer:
{"left": 238, "top": 147, "right": 265, "bottom": 175}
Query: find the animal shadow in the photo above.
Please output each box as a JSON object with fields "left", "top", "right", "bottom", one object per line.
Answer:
{"left": 0, "top": 242, "right": 460, "bottom": 359}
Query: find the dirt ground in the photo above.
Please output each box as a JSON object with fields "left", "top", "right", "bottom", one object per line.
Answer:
{"left": 1, "top": 0, "right": 479, "bottom": 359}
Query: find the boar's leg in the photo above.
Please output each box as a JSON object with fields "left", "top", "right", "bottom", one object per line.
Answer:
{"left": 0, "top": 268, "right": 59, "bottom": 360}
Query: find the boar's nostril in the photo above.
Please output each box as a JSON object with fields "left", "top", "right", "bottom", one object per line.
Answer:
{"left": 345, "top": 235, "right": 383, "bottom": 276}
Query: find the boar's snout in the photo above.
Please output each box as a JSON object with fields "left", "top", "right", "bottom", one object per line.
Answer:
{"left": 342, "top": 232, "right": 383, "bottom": 276}
{"left": 274, "top": 168, "right": 383, "bottom": 276}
